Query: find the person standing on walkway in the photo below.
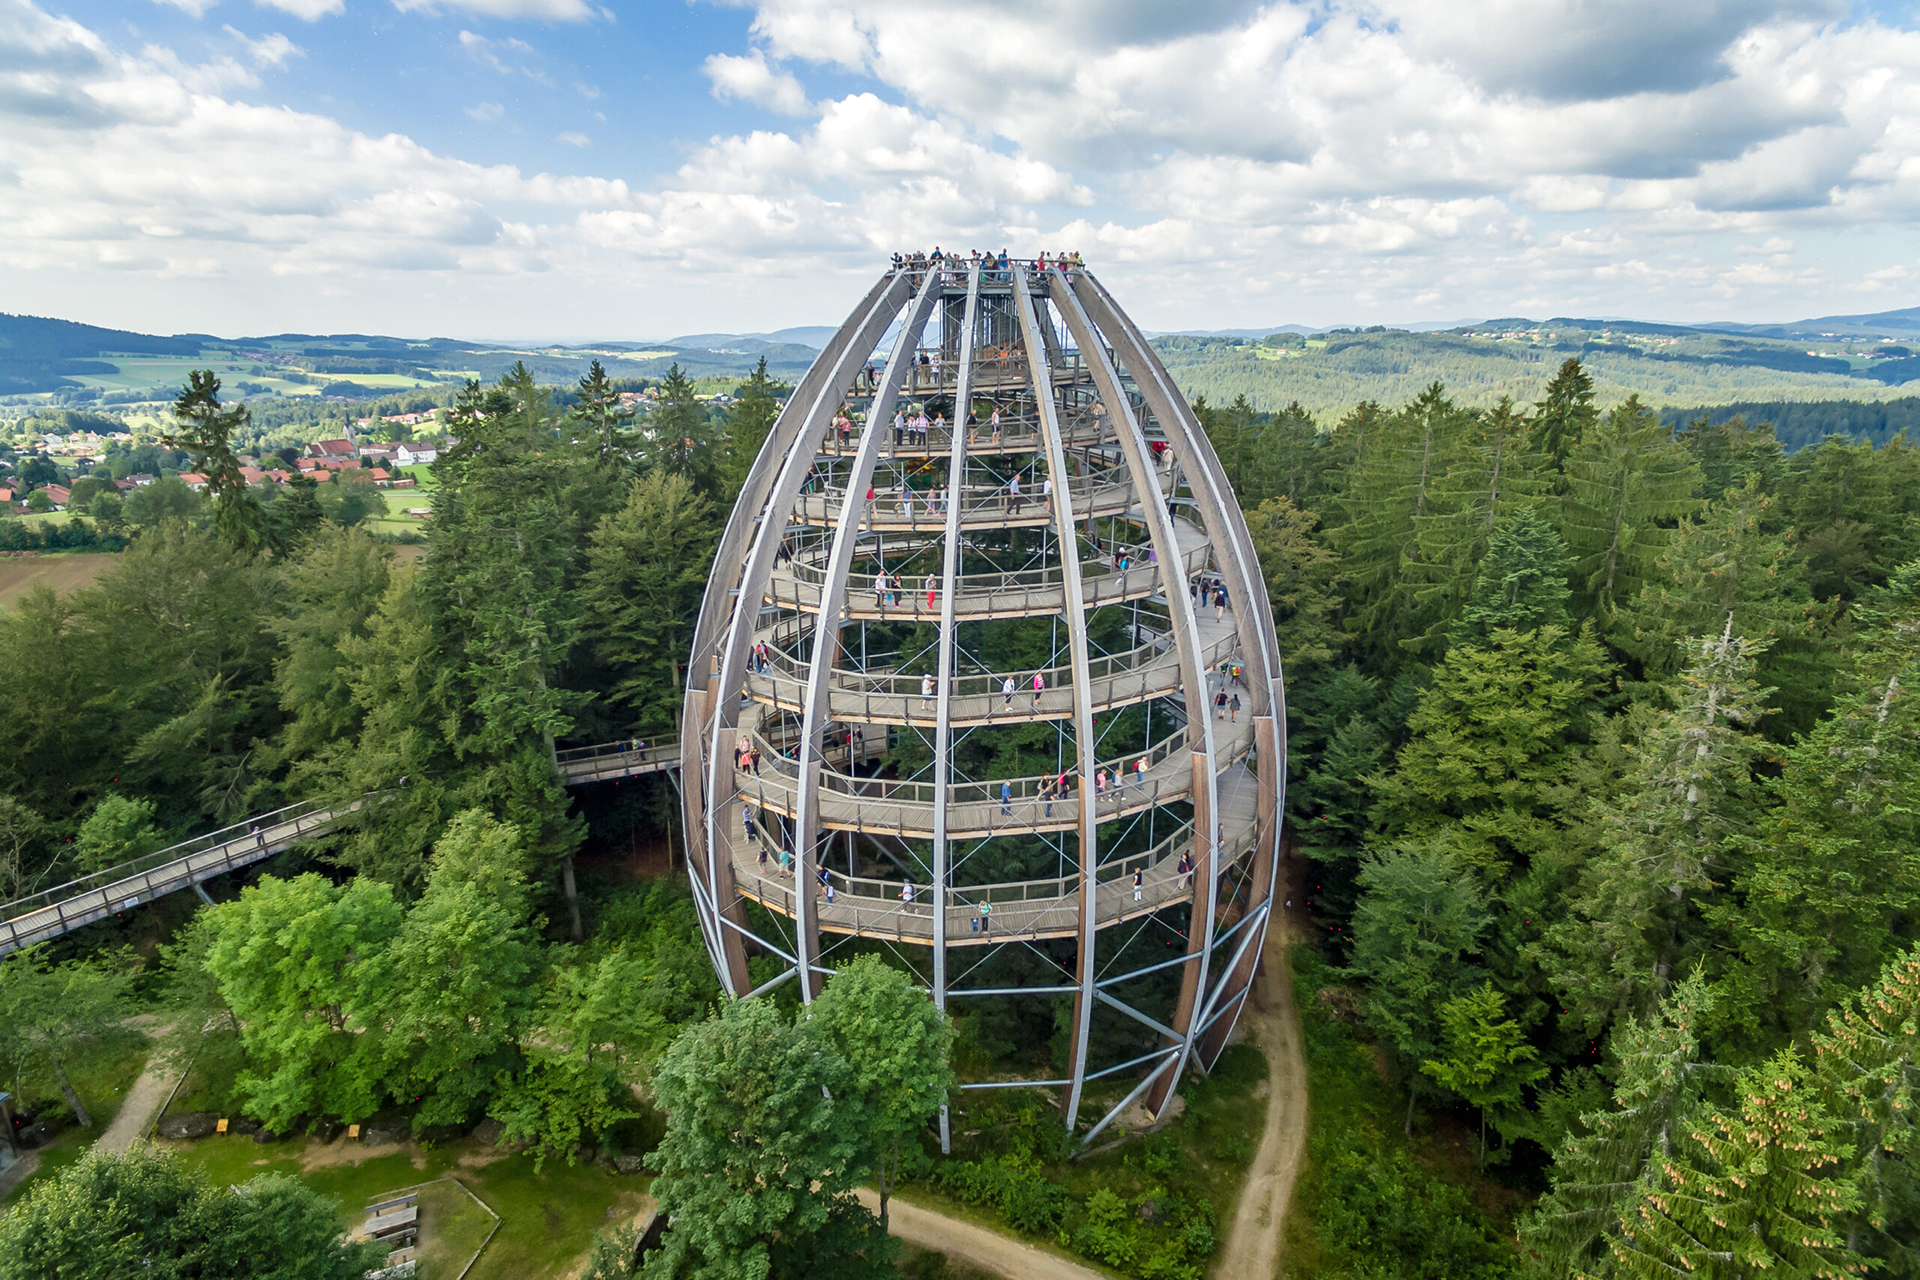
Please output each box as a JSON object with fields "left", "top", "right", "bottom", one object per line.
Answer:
{"left": 1008, "top": 472, "right": 1022, "bottom": 513}
{"left": 921, "top": 672, "right": 935, "bottom": 709}
{"left": 894, "top": 408, "right": 906, "bottom": 446}
{"left": 1134, "top": 756, "right": 1148, "bottom": 789}
{"left": 1002, "top": 675, "right": 1016, "bottom": 709}
{"left": 1000, "top": 780, "right": 1013, "bottom": 814}
{"left": 1215, "top": 689, "right": 1228, "bottom": 720}
{"left": 1132, "top": 868, "right": 1144, "bottom": 902}
{"left": 1031, "top": 671, "right": 1045, "bottom": 706}
{"left": 978, "top": 899, "right": 991, "bottom": 933}
{"left": 875, "top": 569, "right": 888, "bottom": 611}
{"left": 1230, "top": 692, "right": 1242, "bottom": 723}
{"left": 900, "top": 881, "right": 914, "bottom": 905}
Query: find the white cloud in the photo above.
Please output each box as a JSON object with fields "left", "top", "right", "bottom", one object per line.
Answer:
{"left": 150, "top": 0, "right": 219, "bottom": 17}
{"left": 224, "top": 27, "right": 301, "bottom": 65}
{"left": 254, "top": 0, "right": 342, "bottom": 21}
{"left": 392, "top": 0, "right": 594, "bottom": 21}
{"left": 11, "top": 0, "right": 1920, "bottom": 337}
{"left": 704, "top": 49, "right": 809, "bottom": 115}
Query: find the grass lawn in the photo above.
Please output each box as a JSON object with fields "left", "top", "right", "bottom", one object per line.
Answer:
{"left": 412, "top": 1177, "right": 499, "bottom": 1277}
{"left": 160, "top": 1130, "right": 651, "bottom": 1280}
{"left": 8, "top": 1036, "right": 152, "bottom": 1199}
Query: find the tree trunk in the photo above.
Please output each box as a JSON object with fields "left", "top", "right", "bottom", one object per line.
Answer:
{"left": 561, "top": 854, "right": 583, "bottom": 943}
{"left": 878, "top": 1139, "right": 895, "bottom": 1231}
{"left": 51, "top": 1055, "right": 90, "bottom": 1128}
{"left": 1403, "top": 1080, "right": 1417, "bottom": 1139}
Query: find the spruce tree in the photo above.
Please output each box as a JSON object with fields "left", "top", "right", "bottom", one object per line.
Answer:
{"left": 1606, "top": 1049, "right": 1859, "bottom": 1280}
{"left": 1532, "top": 357, "right": 1599, "bottom": 476}
{"left": 1560, "top": 396, "right": 1701, "bottom": 632}
{"left": 1714, "top": 564, "right": 1920, "bottom": 1039}
{"left": 1405, "top": 397, "right": 1551, "bottom": 651}
{"left": 1344, "top": 838, "right": 1490, "bottom": 1133}
{"left": 165, "top": 370, "right": 265, "bottom": 553}
{"left": 1331, "top": 383, "right": 1469, "bottom": 654}
{"left": 1450, "top": 505, "right": 1575, "bottom": 647}
{"left": 650, "top": 363, "right": 716, "bottom": 493}
{"left": 1679, "top": 412, "right": 1784, "bottom": 500}
{"left": 1549, "top": 622, "right": 1770, "bottom": 1033}
{"left": 1523, "top": 972, "right": 1730, "bottom": 1277}
{"left": 722, "top": 356, "right": 782, "bottom": 498}
{"left": 1810, "top": 947, "right": 1919, "bottom": 1272}
{"left": 1618, "top": 472, "right": 1830, "bottom": 734}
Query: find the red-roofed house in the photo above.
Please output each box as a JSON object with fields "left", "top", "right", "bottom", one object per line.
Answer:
{"left": 178, "top": 473, "right": 209, "bottom": 491}
{"left": 305, "top": 439, "right": 357, "bottom": 460}
{"left": 41, "top": 484, "right": 71, "bottom": 508}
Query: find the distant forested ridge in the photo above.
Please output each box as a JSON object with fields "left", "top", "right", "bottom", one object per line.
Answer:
{"left": 1155, "top": 319, "right": 1920, "bottom": 424}
{"left": 1661, "top": 396, "right": 1920, "bottom": 450}
{"left": 0, "top": 313, "right": 201, "bottom": 395}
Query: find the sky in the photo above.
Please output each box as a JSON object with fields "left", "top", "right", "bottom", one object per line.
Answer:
{"left": 5, "top": 0, "right": 1920, "bottom": 340}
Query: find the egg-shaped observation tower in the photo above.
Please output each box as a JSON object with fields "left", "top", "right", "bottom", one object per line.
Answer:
{"left": 679, "top": 257, "right": 1284, "bottom": 1144}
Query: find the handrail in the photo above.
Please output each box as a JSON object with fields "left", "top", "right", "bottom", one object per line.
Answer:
{"left": 0, "top": 735, "right": 685, "bottom": 954}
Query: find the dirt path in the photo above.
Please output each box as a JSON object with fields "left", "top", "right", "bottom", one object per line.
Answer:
{"left": 855, "top": 1189, "right": 1108, "bottom": 1280}
{"left": 92, "top": 1050, "right": 183, "bottom": 1155}
{"left": 1213, "top": 903, "right": 1309, "bottom": 1280}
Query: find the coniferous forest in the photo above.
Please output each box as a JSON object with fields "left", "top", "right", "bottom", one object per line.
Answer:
{"left": 0, "top": 353, "right": 1916, "bottom": 1279}
{"left": 1211, "top": 358, "right": 1919, "bottom": 1278}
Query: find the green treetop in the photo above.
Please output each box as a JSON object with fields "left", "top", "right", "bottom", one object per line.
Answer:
{"left": 809, "top": 955, "right": 955, "bottom": 1230}
{"left": 165, "top": 370, "right": 265, "bottom": 553}
{"left": 1531, "top": 357, "right": 1599, "bottom": 475}
{"left": 1421, "top": 980, "right": 1547, "bottom": 1166}
{"left": 1550, "top": 623, "right": 1771, "bottom": 1034}
{"left": 1560, "top": 395, "right": 1701, "bottom": 631}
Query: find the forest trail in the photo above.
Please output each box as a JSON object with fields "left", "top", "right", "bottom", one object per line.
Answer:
{"left": 1213, "top": 900, "right": 1309, "bottom": 1280}
{"left": 857, "top": 1188, "right": 1108, "bottom": 1280}
{"left": 92, "top": 1047, "right": 182, "bottom": 1156}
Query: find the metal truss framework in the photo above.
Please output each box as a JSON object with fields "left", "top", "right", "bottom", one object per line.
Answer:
{"left": 680, "top": 259, "right": 1286, "bottom": 1144}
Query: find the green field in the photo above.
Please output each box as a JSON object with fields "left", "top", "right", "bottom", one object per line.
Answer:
{"left": 158, "top": 1130, "right": 649, "bottom": 1280}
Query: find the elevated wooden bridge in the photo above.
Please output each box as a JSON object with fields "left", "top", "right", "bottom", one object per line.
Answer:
{"left": 0, "top": 738, "right": 681, "bottom": 957}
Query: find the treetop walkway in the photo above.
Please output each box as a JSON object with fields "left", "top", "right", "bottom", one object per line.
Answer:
{"left": 0, "top": 738, "right": 682, "bottom": 957}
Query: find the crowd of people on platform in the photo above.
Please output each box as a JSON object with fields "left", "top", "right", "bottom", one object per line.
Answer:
{"left": 890, "top": 247, "right": 1085, "bottom": 281}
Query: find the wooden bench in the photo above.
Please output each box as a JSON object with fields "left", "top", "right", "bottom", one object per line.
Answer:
{"left": 365, "top": 1192, "right": 417, "bottom": 1216}
{"left": 363, "top": 1205, "right": 418, "bottom": 1238}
